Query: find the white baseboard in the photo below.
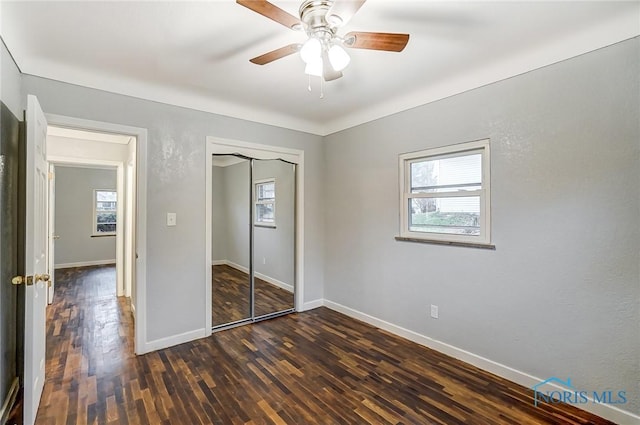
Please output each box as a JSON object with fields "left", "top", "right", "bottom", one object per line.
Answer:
{"left": 212, "top": 259, "right": 294, "bottom": 292}
{"left": 55, "top": 259, "right": 116, "bottom": 269}
{"left": 301, "top": 299, "right": 324, "bottom": 311}
{"left": 323, "top": 299, "right": 640, "bottom": 425}
{"left": 141, "top": 328, "right": 207, "bottom": 354}
{"left": 255, "top": 271, "right": 293, "bottom": 293}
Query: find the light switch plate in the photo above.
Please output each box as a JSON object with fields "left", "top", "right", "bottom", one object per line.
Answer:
{"left": 430, "top": 304, "right": 439, "bottom": 319}
{"left": 167, "top": 212, "right": 177, "bottom": 226}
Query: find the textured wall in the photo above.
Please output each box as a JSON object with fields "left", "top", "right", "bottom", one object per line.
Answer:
{"left": 22, "top": 75, "right": 326, "bottom": 342}
{"left": 324, "top": 38, "right": 640, "bottom": 415}
{"left": 253, "top": 159, "right": 295, "bottom": 287}
{"left": 0, "top": 39, "right": 22, "bottom": 412}
{"left": 211, "top": 164, "right": 227, "bottom": 262}
{"left": 212, "top": 159, "right": 295, "bottom": 287}
{"left": 216, "top": 160, "right": 250, "bottom": 269}
{"left": 0, "top": 40, "right": 21, "bottom": 118}
{"left": 53, "top": 166, "right": 117, "bottom": 266}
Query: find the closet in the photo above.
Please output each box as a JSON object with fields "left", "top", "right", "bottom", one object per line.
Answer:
{"left": 211, "top": 154, "right": 296, "bottom": 329}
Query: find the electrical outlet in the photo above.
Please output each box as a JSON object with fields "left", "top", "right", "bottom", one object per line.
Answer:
{"left": 430, "top": 304, "right": 439, "bottom": 319}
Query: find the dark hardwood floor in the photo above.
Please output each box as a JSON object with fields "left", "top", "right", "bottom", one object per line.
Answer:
{"left": 212, "top": 264, "right": 294, "bottom": 326}
{"left": 36, "top": 266, "right": 614, "bottom": 424}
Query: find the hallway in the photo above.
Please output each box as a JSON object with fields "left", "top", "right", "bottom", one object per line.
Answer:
{"left": 39, "top": 265, "right": 133, "bottom": 424}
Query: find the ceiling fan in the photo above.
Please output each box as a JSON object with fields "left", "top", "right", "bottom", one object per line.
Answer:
{"left": 237, "top": 0, "right": 410, "bottom": 82}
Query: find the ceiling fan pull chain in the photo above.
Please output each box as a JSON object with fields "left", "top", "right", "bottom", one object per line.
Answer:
{"left": 320, "top": 76, "right": 324, "bottom": 99}
{"left": 308, "top": 74, "right": 312, "bottom": 92}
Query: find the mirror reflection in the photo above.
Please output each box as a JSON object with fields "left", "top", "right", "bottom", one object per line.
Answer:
{"left": 253, "top": 159, "right": 295, "bottom": 317}
{"left": 211, "top": 155, "right": 251, "bottom": 327}
{"left": 211, "top": 155, "right": 295, "bottom": 329}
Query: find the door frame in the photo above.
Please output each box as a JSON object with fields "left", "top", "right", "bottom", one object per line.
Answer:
{"left": 205, "top": 137, "right": 305, "bottom": 332}
{"left": 44, "top": 113, "right": 148, "bottom": 355}
{"left": 47, "top": 163, "right": 55, "bottom": 304}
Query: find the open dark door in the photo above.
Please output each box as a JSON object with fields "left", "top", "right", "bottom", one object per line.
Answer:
{"left": 0, "top": 101, "right": 24, "bottom": 424}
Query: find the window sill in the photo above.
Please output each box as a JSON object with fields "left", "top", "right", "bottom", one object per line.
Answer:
{"left": 254, "top": 223, "right": 276, "bottom": 229}
{"left": 91, "top": 234, "right": 116, "bottom": 238}
{"left": 395, "top": 236, "right": 495, "bottom": 250}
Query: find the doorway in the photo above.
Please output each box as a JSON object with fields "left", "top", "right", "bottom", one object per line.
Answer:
{"left": 205, "top": 138, "right": 304, "bottom": 332}
{"left": 43, "top": 114, "right": 148, "bottom": 355}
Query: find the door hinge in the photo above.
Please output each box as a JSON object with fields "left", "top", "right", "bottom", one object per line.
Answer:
{"left": 48, "top": 171, "right": 55, "bottom": 180}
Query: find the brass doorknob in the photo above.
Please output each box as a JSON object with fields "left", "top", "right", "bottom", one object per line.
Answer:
{"left": 35, "top": 273, "right": 50, "bottom": 283}
{"left": 12, "top": 275, "right": 34, "bottom": 286}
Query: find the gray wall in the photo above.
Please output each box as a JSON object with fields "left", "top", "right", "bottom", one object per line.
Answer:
{"left": 212, "top": 159, "right": 295, "bottom": 287}
{"left": 54, "top": 166, "right": 117, "bottom": 266}
{"left": 21, "top": 74, "right": 326, "bottom": 342}
{"left": 0, "top": 38, "right": 22, "bottom": 417}
{"left": 254, "top": 159, "right": 295, "bottom": 286}
{"left": 211, "top": 165, "right": 227, "bottom": 262}
{"left": 213, "top": 160, "right": 250, "bottom": 269}
{"left": 1, "top": 39, "right": 21, "bottom": 118}
{"left": 324, "top": 38, "right": 640, "bottom": 414}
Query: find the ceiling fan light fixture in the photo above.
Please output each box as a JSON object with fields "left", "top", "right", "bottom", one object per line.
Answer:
{"left": 304, "top": 57, "right": 323, "bottom": 76}
{"left": 328, "top": 44, "right": 350, "bottom": 71}
{"left": 300, "top": 37, "right": 321, "bottom": 63}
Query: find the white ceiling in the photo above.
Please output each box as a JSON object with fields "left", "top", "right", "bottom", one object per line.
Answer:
{"left": 1, "top": 1, "right": 638, "bottom": 135}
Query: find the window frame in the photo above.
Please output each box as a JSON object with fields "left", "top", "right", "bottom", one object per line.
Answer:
{"left": 93, "top": 189, "right": 117, "bottom": 236}
{"left": 398, "top": 139, "right": 491, "bottom": 245}
{"left": 254, "top": 178, "right": 276, "bottom": 228}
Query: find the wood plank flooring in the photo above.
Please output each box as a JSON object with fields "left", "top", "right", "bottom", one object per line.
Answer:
{"left": 212, "top": 265, "right": 294, "bottom": 326}
{"left": 36, "top": 266, "right": 614, "bottom": 424}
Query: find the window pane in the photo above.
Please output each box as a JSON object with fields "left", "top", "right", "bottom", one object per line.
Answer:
{"left": 95, "top": 190, "right": 116, "bottom": 233}
{"left": 96, "top": 201, "right": 116, "bottom": 211}
{"left": 96, "top": 190, "right": 117, "bottom": 202}
{"left": 96, "top": 212, "right": 116, "bottom": 224}
{"left": 257, "top": 182, "right": 275, "bottom": 200}
{"left": 409, "top": 196, "right": 480, "bottom": 236}
{"left": 256, "top": 203, "right": 274, "bottom": 223}
{"left": 411, "top": 153, "right": 481, "bottom": 191}
{"left": 97, "top": 223, "right": 116, "bottom": 233}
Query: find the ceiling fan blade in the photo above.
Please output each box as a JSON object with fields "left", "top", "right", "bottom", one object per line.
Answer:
{"left": 326, "top": 0, "right": 367, "bottom": 27}
{"left": 344, "top": 31, "right": 410, "bottom": 52}
{"left": 250, "top": 44, "right": 301, "bottom": 65}
{"left": 237, "top": 0, "right": 302, "bottom": 30}
{"left": 322, "top": 50, "right": 343, "bottom": 81}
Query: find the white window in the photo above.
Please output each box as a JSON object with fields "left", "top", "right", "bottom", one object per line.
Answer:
{"left": 399, "top": 139, "right": 491, "bottom": 245}
{"left": 94, "top": 189, "right": 117, "bottom": 235}
{"left": 254, "top": 179, "right": 275, "bottom": 226}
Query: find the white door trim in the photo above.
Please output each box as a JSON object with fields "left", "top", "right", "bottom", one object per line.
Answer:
{"left": 44, "top": 113, "right": 148, "bottom": 355}
{"left": 205, "top": 136, "right": 305, "bottom": 333}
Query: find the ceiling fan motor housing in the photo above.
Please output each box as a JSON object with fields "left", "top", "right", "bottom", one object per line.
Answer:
{"left": 299, "top": 0, "right": 339, "bottom": 42}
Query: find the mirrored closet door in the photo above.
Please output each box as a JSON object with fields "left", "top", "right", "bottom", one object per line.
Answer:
{"left": 253, "top": 159, "right": 295, "bottom": 319}
{"left": 211, "top": 155, "right": 252, "bottom": 328}
{"left": 211, "top": 154, "right": 296, "bottom": 330}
